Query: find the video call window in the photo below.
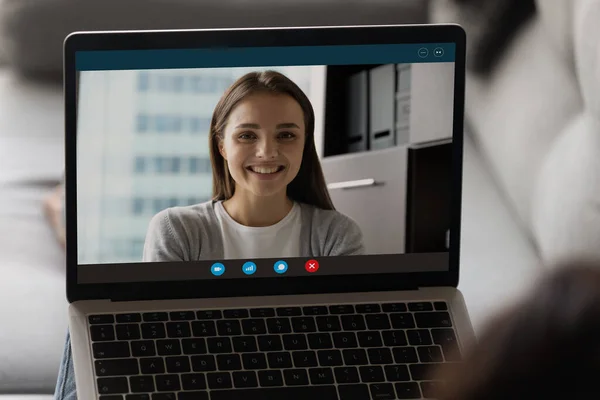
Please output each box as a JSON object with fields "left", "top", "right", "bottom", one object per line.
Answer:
{"left": 76, "top": 59, "right": 455, "bottom": 273}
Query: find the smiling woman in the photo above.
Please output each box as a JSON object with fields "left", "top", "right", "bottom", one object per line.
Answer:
{"left": 142, "top": 70, "right": 365, "bottom": 261}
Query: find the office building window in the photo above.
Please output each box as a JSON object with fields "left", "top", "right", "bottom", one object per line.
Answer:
{"left": 134, "top": 157, "right": 146, "bottom": 173}
{"left": 171, "top": 157, "right": 181, "bottom": 173}
{"left": 190, "top": 117, "right": 210, "bottom": 133}
{"left": 136, "top": 114, "right": 149, "bottom": 133}
{"left": 155, "top": 115, "right": 171, "bottom": 133}
{"left": 189, "top": 156, "right": 211, "bottom": 174}
{"left": 132, "top": 197, "right": 145, "bottom": 215}
{"left": 137, "top": 72, "right": 150, "bottom": 92}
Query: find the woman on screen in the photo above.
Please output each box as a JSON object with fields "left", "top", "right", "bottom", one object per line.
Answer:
{"left": 142, "top": 70, "right": 365, "bottom": 261}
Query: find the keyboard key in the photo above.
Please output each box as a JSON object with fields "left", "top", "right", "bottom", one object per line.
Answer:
{"left": 217, "top": 354, "right": 241, "bottom": 371}
{"left": 338, "top": 384, "right": 369, "bottom": 400}
{"left": 207, "top": 372, "right": 232, "bottom": 389}
{"left": 129, "top": 376, "right": 155, "bottom": 393}
{"left": 292, "top": 351, "right": 318, "bottom": 367}
{"left": 329, "top": 305, "right": 354, "bottom": 314}
{"left": 418, "top": 346, "right": 444, "bottom": 363}
{"left": 393, "top": 347, "right": 418, "bottom": 364}
{"left": 100, "top": 396, "right": 123, "bottom": 400}
{"left": 414, "top": 312, "right": 452, "bottom": 328}
{"left": 223, "top": 309, "right": 249, "bottom": 319}
{"left": 381, "top": 302, "right": 407, "bottom": 313}
{"left": 169, "top": 311, "right": 195, "bottom": 321}
{"left": 370, "top": 383, "right": 396, "bottom": 400}
{"left": 116, "top": 324, "right": 141, "bottom": 341}
{"left": 143, "top": 312, "right": 169, "bottom": 322}
{"left": 91, "top": 325, "right": 115, "bottom": 342}
{"left": 192, "top": 321, "right": 216, "bottom": 337}
{"left": 166, "top": 356, "right": 190, "bottom": 373}
{"left": 307, "top": 333, "right": 333, "bottom": 349}
{"left": 152, "top": 394, "right": 176, "bottom": 400}
{"left": 93, "top": 342, "right": 130, "bottom": 359}
{"left": 334, "top": 367, "right": 360, "bottom": 384}
{"left": 395, "top": 382, "right": 422, "bottom": 399}
{"left": 267, "top": 352, "right": 292, "bottom": 369}
{"left": 318, "top": 350, "right": 343, "bottom": 366}
{"left": 157, "top": 340, "right": 181, "bottom": 356}
{"left": 316, "top": 316, "right": 341, "bottom": 332}
{"left": 266, "top": 318, "right": 292, "bottom": 334}
{"left": 241, "top": 319, "right": 267, "bottom": 335}
{"left": 140, "top": 358, "right": 165, "bottom": 374}
{"left": 155, "top": 374, "right": 181, "bottom": 392}
{"left": 421, "top": 381, "right": 445, "bottom": 398}
{"left": 365, "top": 314, "right": 391, "bottom": 330}
{"left": 207, "top": 337, "right": 232, "bottom": 354}
{"left": 291, "top": 317, "right": 317, "bottom": 333}
{"left": 283, "top": 334, "right": 308, "bottom": 350}
{"left": 342, "top": 349, "right": 368, "bottom": 365}
{"left": 116, "top": 314, "right": 141, "bottom": 323}
{"left": 141, "top": 323, "right": 166, "bottom": 339}
{"left": 197, "top": 310, "right": 222, "bottom": 320}
{"left": 209, "top": 386, "right": 337, "bottom": 400}
{"left": 382, "top": 330, "right": 408, "bottom": 347}
{"left": 341, "top": 315, "right": 366, "bottom": 331}
{"left": 309, "top": 367, "right": 334, "bottom": 385}
{"left": 332, "top": 332, "right": 358, "bottom": 348}
{"left": 95, "top": 359, "right": 139, "bottom": 376}
{"left": 390, "top": 313, "right": 415, "bottom": 329}
{"left": 408, "top": 302, "right": 434, "bottom": 312}
{"left": 432, "top": 328, "right": 461, "bottom": 361}
{"left": 409, "top": 364, "right": 443, "bottom": 381}
{"left": 90, "top": 315, "right": 115, "bottom": 325}
{"left": 182, "top": 338, "right": 207, "bottom": 355}
{"left": 131, "top": 340, "right": 156, "bottom": 357}
{"left": 249, "top": 308, "right": 275, "bottom": 318}
{"left": 384, "top": 365, "right": 411, "bottom": 382}
{"left": 181, "top": 373, "right": 206, "bottom": 390}
{"left": 367, "top": 348, "right": 393, "bottom": 365}
{"left": 178, "top": 392, "right": 208, "bottom": 400}
{"left": 233, "top": 336, "right": 258, "bottom": 352}
{"left": 357, "top": 331, "right": 383, "bottom": 348}
{"left": 355, "top": 303, "right": 381, "bottom": 313}
{"left": 258, "top": 370, "right": 284, "bottom": 387}
{"left": 232, "top": 371, "right": 258, "bottom": 388}
{"left": 257, "top": 335, "right": 283, "bottom": 352}
{"left": 217, "top": 320, "right": 242, "bottom": 336}
{"left": 191, "top": 355, "right": 216, "bottom": 372}
{"left": 434, "top": 301, "right": 448, "bottom": 311}
{"left": 359, "top": 366, "right": 385, "bottom": 382}
{"left": 97, "top": 377, "right": 128, "bottom": 394}
{"left": 167, "top": 322, "right": 191, "bottom": 338}
{"left": 242, "top": 353, "right": 267, "bottom": 370}
{"left": 407, "top": 329, "right": 433, "bottom": 346}
{"left": 302, "top": 305, "right": 328, "bottom": 315}
{"left": 283, "top": 369, "right": 309, "bottom": 386}
{"left": 276, "top": 307, "right": 302, "bottom": 316}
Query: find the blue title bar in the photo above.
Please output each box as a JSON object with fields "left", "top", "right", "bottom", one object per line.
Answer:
{"left": 76, "top": 43, "right": 455, "bottom": 71}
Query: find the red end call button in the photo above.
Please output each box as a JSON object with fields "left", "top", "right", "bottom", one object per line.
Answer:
{"left": 305, "top": 259, "right": 320, "bottom": 273}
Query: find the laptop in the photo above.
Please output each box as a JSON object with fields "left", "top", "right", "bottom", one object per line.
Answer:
{"left": 64, "top": 24, "right": 474, "bottom": 400}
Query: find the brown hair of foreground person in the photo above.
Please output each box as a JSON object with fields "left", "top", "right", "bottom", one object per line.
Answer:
{"left": 432, "top": 259, "right": 600, "bottom": 400}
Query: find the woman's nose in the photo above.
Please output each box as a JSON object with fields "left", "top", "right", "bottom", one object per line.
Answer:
{"left": 256, "top": 138, "right": 278, "bottom": 158}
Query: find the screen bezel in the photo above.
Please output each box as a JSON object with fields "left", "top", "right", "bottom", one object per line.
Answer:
{"left": 64, "top": 24, "right": 466, "bottom": 303}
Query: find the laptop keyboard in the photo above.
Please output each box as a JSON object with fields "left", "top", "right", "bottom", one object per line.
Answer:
{"left": 88, "top": 301, "right": 460, "bottom": 400}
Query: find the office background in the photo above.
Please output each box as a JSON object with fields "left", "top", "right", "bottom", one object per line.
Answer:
{"left": 76, "top": 62, "right": 455, "bottom": 265}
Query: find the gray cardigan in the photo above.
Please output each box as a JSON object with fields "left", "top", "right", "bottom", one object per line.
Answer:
{"left": 142, "top": 201, "right": 365, "bottom": 261}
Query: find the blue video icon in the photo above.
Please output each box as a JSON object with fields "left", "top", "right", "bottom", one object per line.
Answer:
{"left": 211, "top": 263, "right": 225, "bottom": 276}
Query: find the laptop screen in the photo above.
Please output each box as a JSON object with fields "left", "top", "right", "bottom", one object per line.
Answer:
{"left": 74, "top": 41, "right": 458, "bottom": 284}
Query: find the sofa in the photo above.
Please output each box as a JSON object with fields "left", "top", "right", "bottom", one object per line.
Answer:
{"left": 2, "top": 0, "right": 597, "bottom": 397}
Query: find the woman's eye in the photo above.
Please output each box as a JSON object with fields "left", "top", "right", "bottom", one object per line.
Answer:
{"left": 238, "top": 132, "right": 256, "bottom": 140}
{"left": 279, "top": 131, "right": 296, "bottom": 140}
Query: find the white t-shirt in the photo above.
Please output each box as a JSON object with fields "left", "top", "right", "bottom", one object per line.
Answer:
{"left": 214, "top": 201, "right": 302, "bottom": 259}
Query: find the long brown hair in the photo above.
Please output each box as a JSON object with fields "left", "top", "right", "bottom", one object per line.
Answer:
{"left": 208, "top": 70, "right": 335, "bottom": 210}
{"left": 432, "top": 259, "right": 600, "bottom": 399}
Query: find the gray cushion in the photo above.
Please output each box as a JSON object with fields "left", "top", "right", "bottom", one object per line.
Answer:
{"left": 0, "top": 0, "right": 428, "bottom": 79}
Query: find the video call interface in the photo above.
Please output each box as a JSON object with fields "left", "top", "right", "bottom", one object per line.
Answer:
{"left": 74, "top": 43, "right": 457, "bottom": 284}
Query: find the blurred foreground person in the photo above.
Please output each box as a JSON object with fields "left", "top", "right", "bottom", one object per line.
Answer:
{"left": 433, "top": 259, "right": 600, "bottom": 399}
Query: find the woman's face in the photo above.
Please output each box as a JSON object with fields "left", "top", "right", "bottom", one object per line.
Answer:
{"left": 219, "top": 92, "right": 306, "bottom": 199}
